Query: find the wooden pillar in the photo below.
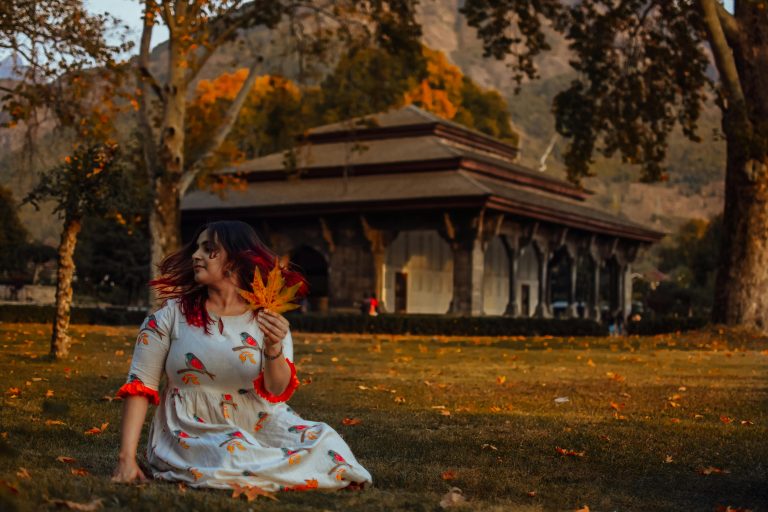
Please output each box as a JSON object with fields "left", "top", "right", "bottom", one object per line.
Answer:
{"left": 589, "top": 256, "right": 601, "bottom": 322}
{"left": 567, "top": 255, "right": 578, "bottom": 318}
{"left": 503, "top": 245, "right": 519, "bottom": 317}
{"left": 449, "top": 237, "right": 485, "bottom": 315}
{"left": 534, "top": 244, "right": 551, "bottom": 318}
{"left": 441, "top": 212, "right": 486, "bottom": 316}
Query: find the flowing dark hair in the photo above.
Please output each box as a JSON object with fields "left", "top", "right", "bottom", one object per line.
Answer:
{"left": 149, "top": 220, "right": 309, "bottom": 333}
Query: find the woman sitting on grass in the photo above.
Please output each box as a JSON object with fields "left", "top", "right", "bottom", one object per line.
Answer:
{"left": 111, "top": 220, "right": 372, "bottom": 492}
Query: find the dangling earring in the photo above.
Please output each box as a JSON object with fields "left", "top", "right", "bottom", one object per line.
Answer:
{"left": 226, "top": 269, "right": 233, "bottom": 277}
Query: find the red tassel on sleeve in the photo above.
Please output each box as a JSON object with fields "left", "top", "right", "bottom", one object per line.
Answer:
{"left": 253, "top": 358, "right": 300, "bottom": 403}
{"left": 116, "top": 379, "right": 160, "bottom": 406}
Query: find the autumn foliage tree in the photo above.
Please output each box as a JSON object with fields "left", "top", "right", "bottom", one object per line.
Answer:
{"left": 24, "top": 142, "right": 132, "bottom": 359}
{"left": 135, "top": 0, "right": 422, "bottom": 294}
{"left": 460, "top": 0, "right": 768, "bottom": 330}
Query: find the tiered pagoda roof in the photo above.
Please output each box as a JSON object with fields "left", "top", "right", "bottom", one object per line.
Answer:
{"left": 182, "top": 105, "right": 663, "bottom": 243}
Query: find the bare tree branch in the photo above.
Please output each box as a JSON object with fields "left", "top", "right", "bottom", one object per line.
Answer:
{"left": 715, "top": 1, "right": 742, "bottom": 47}
{"left": 138, "top": 0, "right": 160, "bottom": 180}
{"left": 698, "top": 0, "right": 746, "bottom": 110}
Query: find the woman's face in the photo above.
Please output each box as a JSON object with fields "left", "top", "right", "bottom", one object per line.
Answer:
{"left": 191, "top": 230, "right": 229, "bottom": 286}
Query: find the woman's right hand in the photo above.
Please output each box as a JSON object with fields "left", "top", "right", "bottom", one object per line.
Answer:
{"left": 111, "top": 456, "right": 148, "bottom": 484}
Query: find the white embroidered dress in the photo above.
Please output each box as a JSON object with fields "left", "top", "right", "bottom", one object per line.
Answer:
{"left": 117, "top": 299, "right": 373, "bottom": 491}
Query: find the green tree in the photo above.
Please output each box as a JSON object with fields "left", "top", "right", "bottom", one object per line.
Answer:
{"left": 24, "top": 143, "right": 131, "bottom": 359}
{"left": 460, "top": 0, "right": 768, "bottom": 329}
{"left": 0, "top": 186, "right": 29, "bottom": 278}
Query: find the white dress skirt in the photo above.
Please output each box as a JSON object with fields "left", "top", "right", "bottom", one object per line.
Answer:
{"left": 117, "top": 299, "right": 373, "bottom": 492}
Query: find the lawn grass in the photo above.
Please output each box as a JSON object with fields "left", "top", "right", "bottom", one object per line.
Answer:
{"left": 0, "top": 323, "right": 766, "bottom": 511}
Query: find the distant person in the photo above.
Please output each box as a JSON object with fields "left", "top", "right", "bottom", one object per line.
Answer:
{"left": 111, "top": 220, "right": 371, "bottom": 491}
{"left": 368, "top": 292, "right": 379, "bottom": 316}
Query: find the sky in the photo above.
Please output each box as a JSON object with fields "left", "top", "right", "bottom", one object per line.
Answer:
{"left": 86, "top": 0, "right": 169, "bottom": 53}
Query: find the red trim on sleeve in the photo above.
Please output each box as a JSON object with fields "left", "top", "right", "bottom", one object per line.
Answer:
{"left": 253, "top": 358, "right": 300, "bottom": 403}
{"left": 116, "top": 380, "right": 160, "bottom": 406}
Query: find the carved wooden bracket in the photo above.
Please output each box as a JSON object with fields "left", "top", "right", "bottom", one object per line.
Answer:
{"left": 319, "top": 217, "right": 335, "bottom": 253}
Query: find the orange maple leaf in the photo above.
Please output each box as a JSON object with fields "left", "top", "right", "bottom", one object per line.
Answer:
{"left": 237, "top": 261, "right": 302, "bottom": 314}
{"left": 342, "top": 417, "right": 362, "bottom": 426}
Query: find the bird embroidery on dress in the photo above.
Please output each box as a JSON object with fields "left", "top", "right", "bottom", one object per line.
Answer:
{"left": 254, "top": 412, "right": 269, "bottom": 432}
{"left": 287, "top": 424, "right": 323, "bottom": 443}
{"left": 327, "top": 449, "right": 352, "bottom": 478}
{"left": 177, "top": 353, "right": 216, "bottom": 380}
{"left": 136, "top": 332, "right": 149, "bottom": 345}
{"left": 232, "top": 332, "right": 261, "bottom": 364}
{"left": 172, "top": 429, "right": 198, "bottom": 449}
{"left": 140, "top": 314, "right": 165, "bottom": 339}
{"left": 193, "top": 414, "right": 205, "bottom": 423}
{"left": 220, "top": 393, "right": 238, "bottom": 419}
{"left": 281, "top": 447, "right": 309, "bottom": 465}
{"left": 218, "top": 430, "right": 254, "bottom": 453}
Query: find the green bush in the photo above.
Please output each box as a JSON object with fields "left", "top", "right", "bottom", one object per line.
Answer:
{"left": 626, "top": 316, "right": 708, "bottom": 335}
{"left": 284, "top": 313, "right": 607, "bottom": 337}
{"left": 0, "top": 304, "right": 146, "bottom": 325}
{"left": 1, "top": 305, "right": 606, "bottom": 336}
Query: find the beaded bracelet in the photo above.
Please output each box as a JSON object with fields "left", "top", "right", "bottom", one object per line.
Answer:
{"left": 263, "top": 344, "right": 283, "bottom": 361}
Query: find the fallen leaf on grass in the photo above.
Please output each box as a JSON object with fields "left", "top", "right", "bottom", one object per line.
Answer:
{"left": 230, "top": 482, "right": 278, "bottom": 502}
{"left": 394, "top": 396, "right": 406, "bottom": 404}
{"left": 720, "top": 416, "right": 733, "bottom": 424}
{"left": 587, "top": 359, "right": 595, "bottom": 367}
{"left": 16, "top": 468, "right": 30, "bottom": 479}
{"left": 56, "top": 456, "right": 76, "bottom": 464}
{"left": 71, "top": 468, "right": 90, "bottom": 476}
{"left": 715, "top": 506, "right": 753, "bottom": 512}
{"left": 481, "top": 443, "right": 498, "bottom": 451}
{"left": 670, "top": 418, "right": 681, "bottom": 423}
{"left": 6, "top": 387, "right": 21, "bottom": 398}
{"left": 489, "top": 406, "right": 502, "bottom": 412}
{"left": 45, "top": 389, "right": 55, "bottom": 398}
{"left": 84, "top": 423, "right": 109, "bottom": 435}
{"left": 439, "top": 487, "right": 466, "bottom": 509}
{"left": 0, "top": 480, "right": 18, "bottom": 494}
{"left": 496, "top": 376, "right": 506, "bottom": 385}
{"left": 45, "top": 498, "right": 103, "bottom": 511}
{"left": 664, "top": 455, "right": 674, "bottom": 463}
{"left": 554, "top": 397, "right": 570, "bottom": 404}
{"left": 527, "top": 491, "right": 537, "bottom": 497}
{"left": 439, "top": 409, "right": 451, "bottom": 416}
{"left": 698, "top": 466, "right": 730, "bottom": 475}
{"left": 555, "top": 447, "right": 585, "bottom": 457}
{"left": 441, "top": 471, "right": 457, "bottom": 480}
{"left": 342, "top": 417, "right": 361, "bottom": 426}
{"left": 46, "top": 420, "right": 67, "bottom": 426}
{"left": 605, "top": 372, "right": 625, "bottom": 382}
{"left": 100, "top": 395, "right": 122, "bottom": 402}
{"left": 609, "top": 401, "right": 625, "bottom": 411}
{"left": 574, "top": 506, "right": 590, "bottom": 512}
{"left": 740, "top": 420, "right": 754, "bottom": 426}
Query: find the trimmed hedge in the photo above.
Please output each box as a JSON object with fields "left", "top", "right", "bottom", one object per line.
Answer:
{"left": 0, "top": 304, "right": 147, "bottom": 326}
{"left": 284, "top": 313, "right": 607, "bottom": 337}
{"left": 626, "top": 316, "right": 709, "bottom": 335}
{"left": 1, "top": 304, "right": 607, "bottom": 337}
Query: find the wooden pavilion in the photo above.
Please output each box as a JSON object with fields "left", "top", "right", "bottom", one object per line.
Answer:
{"left": 181, "top": 106, "right": 664, "bottom": 319}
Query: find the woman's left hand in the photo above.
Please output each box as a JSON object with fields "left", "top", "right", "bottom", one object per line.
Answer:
{"left": 257, "top": 309, "right": 289, "bottom": 348}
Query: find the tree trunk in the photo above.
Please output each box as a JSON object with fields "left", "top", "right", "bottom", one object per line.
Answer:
{"left": 711, "top": 6, "right": 768, "bottom": 329}
{"left": 50, "top": 215, "right": 81, "bottom": 359}
{"left": 712, "top": 129, "right": 768, "bottom": 328}
{"left": 148, "top": 19, "right": 187, "bottom": 302}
